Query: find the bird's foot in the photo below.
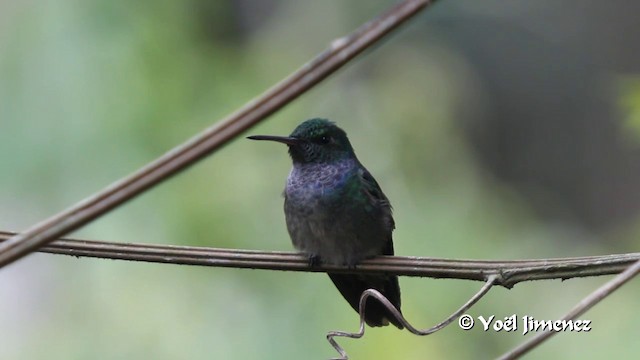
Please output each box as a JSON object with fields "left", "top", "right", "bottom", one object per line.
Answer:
{"left": 345, "top": 261, "right": 358, "bottom": 270}
{"left": 308, "top": 254, "right": 322, "bottom": 268}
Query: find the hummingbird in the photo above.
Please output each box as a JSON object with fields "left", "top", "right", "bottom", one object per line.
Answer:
{"left": 248, "top": 118, "right": 402, "bottom": 328}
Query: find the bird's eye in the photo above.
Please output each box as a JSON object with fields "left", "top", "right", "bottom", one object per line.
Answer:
{"left": 316, "top": 135, "right": 330, "bottom": 144}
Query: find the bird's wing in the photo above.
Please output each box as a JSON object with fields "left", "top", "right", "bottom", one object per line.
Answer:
{"left": 359, "top": 167, "right": 396, "bottom": 239}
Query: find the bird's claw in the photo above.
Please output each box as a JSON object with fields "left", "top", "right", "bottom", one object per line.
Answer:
{"left": 308, "top": 254, "right": 322, "bottom": 267}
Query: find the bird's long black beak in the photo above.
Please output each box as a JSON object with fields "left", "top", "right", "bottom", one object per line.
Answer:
{"left": 247, "top": 135, "right": 301, "bottom": 145}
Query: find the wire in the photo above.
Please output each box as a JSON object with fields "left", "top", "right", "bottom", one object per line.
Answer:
{"left": 1, "top": 231, "right": 636, "bottom": 289}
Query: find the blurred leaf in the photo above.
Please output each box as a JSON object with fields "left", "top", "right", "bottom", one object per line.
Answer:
{"left": 619, "top": 76, "right": 640, "bottom": 143}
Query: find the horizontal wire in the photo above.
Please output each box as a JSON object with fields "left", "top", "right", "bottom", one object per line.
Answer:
{"left": 1, "top": 231, "right": 636, "bottom": 288}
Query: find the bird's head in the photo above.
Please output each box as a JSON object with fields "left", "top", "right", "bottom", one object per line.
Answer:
{"left": 248, "top": 118, "right": 355, "bottom": 164}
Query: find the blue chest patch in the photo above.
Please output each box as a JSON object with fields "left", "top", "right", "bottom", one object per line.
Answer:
{"left": 286, "top": 159, "right": 357, "bottom": 200}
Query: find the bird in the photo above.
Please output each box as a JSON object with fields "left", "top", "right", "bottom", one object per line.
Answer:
{"left": 248, "top": 118, "right": 402, "bottom": 328}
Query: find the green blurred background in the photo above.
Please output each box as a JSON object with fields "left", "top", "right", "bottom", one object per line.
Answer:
{"left": 2, "top": 1, "right": 640, "bottom": 359}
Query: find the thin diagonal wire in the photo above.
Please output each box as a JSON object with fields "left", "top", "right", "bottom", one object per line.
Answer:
{"left": 498, "top": 258, "right": 640, "bottom": 359}
{"left": 1, "top": 231, "right": 636, "bottom": 288}
{"left": 0, "top": 0, "right": 436, "bottom": 268}
{"left": 327, "top": 275, "right": 498, "bottom": 360}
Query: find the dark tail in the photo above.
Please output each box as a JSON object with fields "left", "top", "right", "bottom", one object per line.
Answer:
{"left": 328, "top": 273, "right": 403, "bottom": 329}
